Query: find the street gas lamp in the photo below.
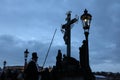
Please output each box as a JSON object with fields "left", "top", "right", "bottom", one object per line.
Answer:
{"left": 80, "top": 9, "right": 92, "bottom": 67}
{"left": 24, "top": 49, "right": 29, "bottom": 68}
{"left": 3, "top": 60, "right": 7, "bottom": 69}
{"left": 81, "top": 9, "right": 92, "bottom": 36}
{"left": 80, "top": 9, "right": 95, "bottom": 80}
{"left": 24, "top": 49, "right": 29, "bottom": 59}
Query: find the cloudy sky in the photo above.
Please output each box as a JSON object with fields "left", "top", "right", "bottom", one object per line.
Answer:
{"left": 0, "top": 0, "right": 120, "bottom": 72}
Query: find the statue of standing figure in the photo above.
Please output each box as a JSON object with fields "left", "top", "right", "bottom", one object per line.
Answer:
{"left": 61, "top": 11, "right": 78, "bottom": 45}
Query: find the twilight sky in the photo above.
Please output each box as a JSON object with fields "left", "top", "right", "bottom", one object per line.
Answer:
{"left": 0, "top": 0, "right": 120, "bottom": 72}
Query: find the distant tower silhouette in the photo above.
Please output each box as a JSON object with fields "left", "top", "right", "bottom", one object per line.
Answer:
{"left": 61, "top": 11, "right": 78, "bottom": 57}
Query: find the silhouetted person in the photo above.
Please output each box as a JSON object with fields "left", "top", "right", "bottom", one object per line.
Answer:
{"left": 63, "top": 54, "right": 68, "bottom": 62}
{"left": 6, "top": 69, "right": 12, "bottom": 80}
{"left": 24, "top": 52, "right": 40, "bottom": 80}
{"left": 12, "top": 69, "right": 19, "bottom": 80}
{"left": 0, "top": 71, "right": 6, "bottom": 80}
{"left": 41, "top": 68, "right": 49, "bottom": 80}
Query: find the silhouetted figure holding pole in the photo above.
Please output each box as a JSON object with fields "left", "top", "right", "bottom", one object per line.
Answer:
{"left": 24, "top": 52, "right": 40, "bottom": 80}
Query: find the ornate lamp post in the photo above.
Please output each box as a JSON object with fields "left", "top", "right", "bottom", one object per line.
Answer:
{"left": 24, "top": 49, "right": 29, "bottom": 68}
{"left": 80, "top": 9, "right": 95, "bottom": 80}
{"left": 81, "top": 9, "right": 92, "bottom": 66}
{"left": 81, "top": 9, "right": 92, "bottom": 41}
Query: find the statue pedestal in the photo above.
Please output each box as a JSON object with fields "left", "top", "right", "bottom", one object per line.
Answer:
{"left": 51, "top": 56, "right": 84, "bottom": 80}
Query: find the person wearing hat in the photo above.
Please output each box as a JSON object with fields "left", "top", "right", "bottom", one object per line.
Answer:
{"left": 24, "top": 52, "right": 40, "bottom": 80}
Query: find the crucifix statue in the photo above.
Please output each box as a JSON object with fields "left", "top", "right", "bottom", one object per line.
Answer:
{"left": 61, "top": 11, "right": 78, "bottom": 57}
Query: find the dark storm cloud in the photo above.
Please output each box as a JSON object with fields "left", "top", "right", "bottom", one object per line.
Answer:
{"left": 0, "top": 0, "right": 66, "bottom": 40}
{"left": 0, "top": 34, "right": 66, "bottom": 67}
{"left": 0, "top": 0, "right": 120, "bottom": 72}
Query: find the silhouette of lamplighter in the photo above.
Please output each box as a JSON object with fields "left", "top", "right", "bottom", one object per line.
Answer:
{"left": 80, "top": 9, "right": 95, "bottom": 80}
{"left": 24, "top": 49, "right": 29, "bottom": 69}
